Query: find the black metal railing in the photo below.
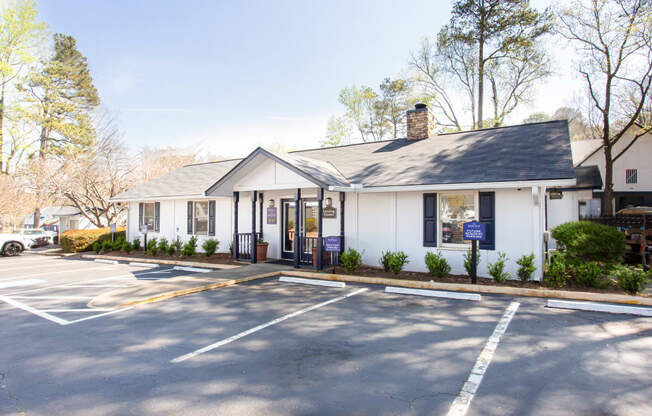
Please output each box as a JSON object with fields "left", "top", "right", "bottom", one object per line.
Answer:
{"left": 298, "top": 235, "right": 343, "bottom": 268}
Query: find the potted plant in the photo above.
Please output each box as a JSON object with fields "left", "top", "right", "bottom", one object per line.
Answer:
{"left": 256, "top": 238, "right": 269, "bottom": 261}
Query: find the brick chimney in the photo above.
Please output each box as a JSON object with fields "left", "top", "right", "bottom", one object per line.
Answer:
{"left": 406, "top": 103, "right": 435, "bottom": 140}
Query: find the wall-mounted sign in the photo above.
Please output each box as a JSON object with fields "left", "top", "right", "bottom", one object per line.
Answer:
{"left": 267, "top": 206, "right": 277, "bottom": 224}
{"left": 324, "top": 236, "right": 341, "bottom": 252}
{"left": 463, "top": 221, "right": 486, "bottom": 241}
{"left": 549, "top": 190, "right": 563, "bottom": 200}
{"left": 323, "top": 207, "right": 337, "bottom": 218}
{"left": 140, "top": 224, "right": 148, "bottom": 234}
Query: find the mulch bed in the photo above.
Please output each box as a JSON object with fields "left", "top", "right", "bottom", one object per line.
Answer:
{"left": 326, "top": 265, "right": 649, "bottom": 296}
{"left": 99, "top": 249, "right": 242, "bottom": 265}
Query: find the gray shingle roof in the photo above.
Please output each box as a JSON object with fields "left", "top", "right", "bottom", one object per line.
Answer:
{"left": 293, "top": 120, "right": 575, "bottom": 187}
{"left": 112, "top": 159, "right": 240, "bottom": 201}
{"left": 114, "top": 120, "right": 575, "bottom": 201}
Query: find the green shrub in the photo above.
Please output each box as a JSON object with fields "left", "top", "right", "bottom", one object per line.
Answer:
{"left": 551, "top": 221, "right": 625, "bottom": 265}
{"left": 181, "top": 236, "right": 198, "bottom": 257}
{"left": 572, "top": 261, "right": 610, "bottom": 289}
{"left": 463, "top": 248, "right": 481, "bottom": 275}
{"left": 93, "top": 241, "right": 101, "bottom": 254}
{"left": 612, "top": 265, "right": 650, "bottom": 295}
{"left": 173, "top": 237, "right": 183, "bottom": 256}
{"left": 544, "top": 252, "right": 574, "bottom": 288}
{"left": 147, "top": 238, "right": 158, "bottom": 256}
{"left": 132, "top": 238, "right": 141, "bottom": 250}
{"left": 387, "top": 251, "right": 409, "bottom": 275}
{"left": 100, "top": 239, "right": 113, "bottom": 253}
{"left": 340, "top": 248, "right": 363, "bottom": 273}
{"left": 60, "top": 227, "right": 126, "bottom": 253}
{"left": 202, "top": 238, "right": 219, "bottom": 256}
{"left": 379, "top": 251, "right": 391, "bottom": 272}
{"left": 425, "top": 251, "right": 451, "bottom": 277}
{"left": 516, "top": 253, "right": 536, "bottom": 282}
{"left": 157, "top": 237, "right": 169, "bottom": 253}
{"left": 121, "top": 240, "right": 133, "bottom": 253}
{"left": 488, "top": 251, "right": 510, "bottom": 282}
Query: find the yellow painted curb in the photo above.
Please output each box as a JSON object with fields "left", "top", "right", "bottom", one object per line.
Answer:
{"left": 282, "top": 270, "right": 652, "bottom": 306}
{"left": 98, "top": 271, "right": 281, "bottom": 309}
{"left": 80, "top": 254, "right": 246, "bottom": 269}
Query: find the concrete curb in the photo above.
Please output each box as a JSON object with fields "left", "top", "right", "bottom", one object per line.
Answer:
{"left": 90, "top": 271, "right": 280, "bottom": 309}
{"left": 279, "top": 276, "right": 346, "bottom": 288}
{"left": 385, "top": 286, "right": 481, "bottom": 301}
{"left": 282, "top": 270, "right": 652, "bottom": 306}
{"left": 80, "top": 254, "right": 244, "bottom": 269}
{"left": 547, "top": 299, "right": 652, "bottom": 316}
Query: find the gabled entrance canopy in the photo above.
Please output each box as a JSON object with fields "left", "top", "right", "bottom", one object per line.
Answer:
{"left": 204, "top": 147, "right": 350, "bottom": 197}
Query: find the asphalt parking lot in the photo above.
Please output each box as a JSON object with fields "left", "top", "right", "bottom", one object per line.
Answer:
{"left": 1, "top": 254, "right": 651, "bottom": 415}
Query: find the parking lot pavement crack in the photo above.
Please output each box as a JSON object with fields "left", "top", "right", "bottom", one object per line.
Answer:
{"left": 0, "top": 372, "right": 26, "bottom": 416}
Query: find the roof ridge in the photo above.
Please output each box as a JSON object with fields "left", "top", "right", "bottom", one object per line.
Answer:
{"left": 183, "top": 157, "right": 243, "bottom": 167}
{"left": 437, "top": 119, "right": 567, "bottom": 136}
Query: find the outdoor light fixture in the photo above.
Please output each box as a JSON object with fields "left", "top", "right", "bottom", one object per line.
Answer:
{"left": 268, "top": 199, "right": 275, "bottom": 207}
{"left": 325, "top": 197, "right": 333, "bottom": 207}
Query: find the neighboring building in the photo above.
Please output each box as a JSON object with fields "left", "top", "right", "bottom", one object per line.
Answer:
{"left": 23, "top": 206, "right": 102, "bottom": 233}
{"left": 112, "top": 105, "right": 583, "bottom": 280}
{"left": 573, "top": 133, "right": 652, "bottom": 214}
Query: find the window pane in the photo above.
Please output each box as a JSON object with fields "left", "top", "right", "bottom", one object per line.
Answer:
{"left": 144, "top": 203, "right": 155, "bottom": 217}
{"left": 195, "top": 201, "right": 208, "bottom": 219}
{"left": 440, "top": 194, "right": 475, "bottom": 244}
{"left": 195, "top": 218, "right": 208, "bottom": 235}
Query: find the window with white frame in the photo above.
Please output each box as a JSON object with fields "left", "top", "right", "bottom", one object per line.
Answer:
{"left": 142, "top": 203, "right": 156, "bottom": 229}
{"left": 625, "top": 169, "right": 637, "bottom": 184}
{"left": 439, "top": 193, "right": 476, "bottom": 246}
{"left": 194, "top": 201, "right": 209, "bottom": 235}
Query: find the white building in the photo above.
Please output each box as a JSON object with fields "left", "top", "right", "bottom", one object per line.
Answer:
{"left": 23, "top": 206, "right": 102, "bottom": 233}
{"left": 112, "top": 105, "right": 587, "bottom": 280}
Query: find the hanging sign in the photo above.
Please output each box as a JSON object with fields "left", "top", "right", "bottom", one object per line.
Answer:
{"left": 266, "top": 206, "right": 277, "bottom": 224}
{"left": 463, "top": 221, "right": 486, "bottom": 241}
{"left": 323, "top": 207, "right": 337, "bottom": 218}
{"left": 549, "top": 190, "right": 563, "bottom": 200}
{"left": 324, "top": 236, "right": 341, "bottom": 252}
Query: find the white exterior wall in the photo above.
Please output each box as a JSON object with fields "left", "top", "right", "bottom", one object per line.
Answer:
{"left": 345, "top": 188, "right": 544, "bottom": 280}
{"left": 126, "top": 198, "right": 232, "bottom": 253}
{"left": 582, "top": 134, "right": 652, "bottom": 193}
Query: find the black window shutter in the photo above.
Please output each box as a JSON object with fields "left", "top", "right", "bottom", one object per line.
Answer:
{"left": 479, "top": 192, "right": 495, "bottom": 250}
{"left": 208, "top": 200, "right": 216, "bottom": 236}
{"left": 138, "top": 203, "right": 143, "bottom": 226}
{"left": 187, "top": 201, "right": 193, "bottom": 234}
{"left": 423, "top": 193, "right": 437, "bottom": 247}
{"left": 154, "top": 202, "right": 160, "bottom": 232}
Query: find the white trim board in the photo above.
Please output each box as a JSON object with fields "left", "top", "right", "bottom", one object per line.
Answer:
{"left": 329, "top": 178, "right": 576, "bottom": 193}
{"left": 385, "top": 286, "right": 481, "bottom": 302}
{"left": 279, "top": 276, "right": 345, "bottom": 288}
{"left": 547, "top": 299, "right": 652, "bottom": 317}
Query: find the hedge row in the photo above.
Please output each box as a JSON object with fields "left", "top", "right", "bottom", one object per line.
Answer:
{"left": 60, "top": 227, "right": 126, "bottom": 253}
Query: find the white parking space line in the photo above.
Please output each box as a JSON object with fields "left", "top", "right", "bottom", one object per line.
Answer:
{"left": 279, "top": 276, "right": 346, "bottom": 288}
{"left": 447, "top": 301, "right": 520, "bottom": 416}
{"left": 547, "top": 299, "right": 652, "bottom": 317}
{"left": 0, "top": 261, "right": 73, "bottom": 273}
{"left": 0, "top": 265, "right": 125, "bottom": 280}
{"left": 0, "top": 295, "right": 70, "bottom": 325}
{"left": 385, "top": 286, "right": 481, "bottom": 302}
{"left": 62, "top": 284, "right": 131, "bottom": 288}
{"left": 0, "top": 279, "right": 45, "bottom": 289}
{"left": 64, "top": 307, "right": 133, "bottom": 325}
{"left": 172, "top": 287, "right": 369, "bottom": 363}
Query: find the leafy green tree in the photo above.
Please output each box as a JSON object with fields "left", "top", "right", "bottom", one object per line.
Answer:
{"left": 380, "top": 77, "right": 411, "bottom": 138}
{"left": 19, "top": 33, "right": 99, "bottom": 227}
{"left": 0, "top": 0, "right": 46, "bottom": 174}
{"left": 557, "top": 0, "right": 652, "bottom": 215}
{"left": 320, "top": 115, "right": 352, "bottom": 147}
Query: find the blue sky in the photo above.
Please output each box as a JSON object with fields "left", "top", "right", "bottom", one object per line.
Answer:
{"left": 38, "top": 0, "right": 574, "bottom": 158}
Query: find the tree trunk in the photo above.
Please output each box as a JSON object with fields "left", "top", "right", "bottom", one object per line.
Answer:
{"left": 477, "top": 40, "right": 484, "bottom": 129}
{"left": 0, "top": 79, "right": 5, "bottom": 175}
{"left": 33, "top": 126, "right": 48, "bottom": 230}
{"left": 603, "top": 144, "right": 614, "bottom": 216}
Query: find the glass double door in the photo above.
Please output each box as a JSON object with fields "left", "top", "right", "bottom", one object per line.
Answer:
{"left": 281, "top": 199, "right": 319, "bottom": 260}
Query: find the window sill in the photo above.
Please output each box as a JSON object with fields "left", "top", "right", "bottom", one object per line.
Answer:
{"left": 438, "top": 245, "right": 471, "bottom": 251}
